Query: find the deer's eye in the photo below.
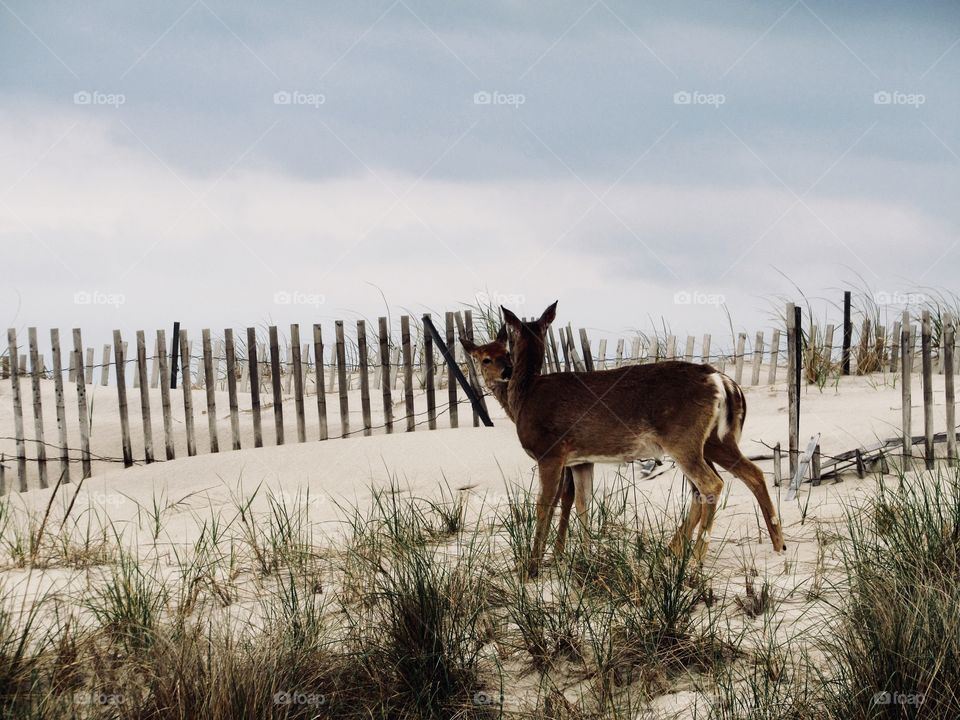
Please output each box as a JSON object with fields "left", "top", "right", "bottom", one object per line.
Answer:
{"left": 482, "top": 358, "right": 492, "bottom": 365}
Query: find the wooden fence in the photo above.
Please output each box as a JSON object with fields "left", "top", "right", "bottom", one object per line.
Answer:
{"left": 2, "top": 304, "right": 959, "bottom": 494}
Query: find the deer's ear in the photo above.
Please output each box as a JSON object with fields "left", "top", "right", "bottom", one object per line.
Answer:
{"left": 537, "top": 301, "right": 558, "bottom": 329}
{"left": 495, "top": 325, "right": 508, "bottom": 344}
{"left": 501, "top": 306, "right": 521, "bottom": 329}
{"left": 459, "top": 337, "right": 477, "bottom": 353}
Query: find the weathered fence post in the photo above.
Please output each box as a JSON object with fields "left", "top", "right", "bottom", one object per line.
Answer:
{"left": 446, "top": 312, "right": 458, "bottom": 427}
{"left": 313, "top": 324, "right": 328, "bottom": 441}
{"left": 751, "top": 331, "right": 764, "bottom": 386}
{"left": 767, "top": 329, "right": 780, "bottom": 385}
{"left": 945, "top": 314, "right": 957, "bottom": 464}
{"left": 157, "top": 329, "right": 176, "bottom": 460}
{"left": 357, "top": 320, "right": 372, "bottom": 436}
{"left": 73, "top": 329, "right": 92, "bottom": 478}
{"left": 269, "top": 326, "right": 284, "bottom": 446}
{"left": 335, "top": 321, "right": 349, "bottom": 438}
{"left": 27, "top": 328, "right": 48, "bottom": 488}
{"left": 179, "top": 329, "right": 197, "bottom": 457}
{"left": 136, "top": 330, "right": 156, "bottom": 463}
{"left": 290, "top": 324, "right": 307, "bottom": 443}
{"left": 901, "top": 313, "right": 912, "bottom": 465}
{"left": 378, "top": 317, "right": 394, "bottom": 433}
{"left": 423, "top": 314, "right": 437, "bottom": 429}
{"left": 50, "top": 329, "right": 71, "bottom": 483}
{"left": 579, "top": 328, "right": 595, "bottom": 371}
{"left": 921, "top": 310, "right": 934, "bottom": 469}
{"left": 841, "top": 290, "right": 852, "bottom": 375}
{"left": 7, "top": 329, "right": 27, "bottom": 491}
{"left": 786, "top": 304, "right": 799, "bottom": 477}
{"left": 202, "top": 329, "right": 219, "bottom": 453}
{"left": 734, "top": 333, "right": 746, "bottom": 385}
{"left": 401, "top": 316, "right": 415, "bottom": 432}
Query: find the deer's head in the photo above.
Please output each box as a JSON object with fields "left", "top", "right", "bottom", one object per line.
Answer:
{"left": 501, "top": 301, "right": 557, "bottom": 377}
{"left": 460, "top": 325, "right": 512, "bottom": 388}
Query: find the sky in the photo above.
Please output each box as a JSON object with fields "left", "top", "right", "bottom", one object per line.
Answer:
{"left": 2, "top": 0, "right": 959, "bottom": 352}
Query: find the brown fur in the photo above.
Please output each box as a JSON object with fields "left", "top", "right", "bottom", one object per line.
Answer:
{"left": 502, "top": 302, "right": 785, "bottom": 577}
{"left": 460, "top": 328, "right": 594, "bottom": 558}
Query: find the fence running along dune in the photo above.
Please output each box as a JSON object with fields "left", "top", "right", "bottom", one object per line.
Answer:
{"left": 2, "top": 302, "right": 958, "bottom": 495}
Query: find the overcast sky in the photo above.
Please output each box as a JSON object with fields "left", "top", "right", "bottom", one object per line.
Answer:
{"left": 2, "top": 1, "right": 959, "bottom": 350}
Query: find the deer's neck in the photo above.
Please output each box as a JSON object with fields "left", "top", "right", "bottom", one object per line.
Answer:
{"left": 488, "top": 382, "right": 515, "bottom": 422}
{"left": 507, "top": 342, "right": 543, "bottom": 415}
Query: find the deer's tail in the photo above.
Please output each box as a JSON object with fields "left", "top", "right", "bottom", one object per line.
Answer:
{"left": 712, "top": 373, "right": 746, "bottom": 443}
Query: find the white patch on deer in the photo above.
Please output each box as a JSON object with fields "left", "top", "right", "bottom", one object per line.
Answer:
{"left": 771, "top": 514, "right": 780, "bottom": 526}
{"left": 568, "top": 434, "right": 664, "bottom": 464}
{"left": 710, "top": 373, "right": 729, "bottom": 439}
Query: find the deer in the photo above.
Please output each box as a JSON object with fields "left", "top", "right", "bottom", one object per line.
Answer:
{"left": 460, "top": 326, "right": 595, "bottom": 559}
{"left": 501, "top": 302, "right": 785, "bottom": 577}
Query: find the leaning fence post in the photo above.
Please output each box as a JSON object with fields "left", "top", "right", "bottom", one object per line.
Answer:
{"left": 423, "top": 315, "right": 493, "bottom": 427}
{"left": 579, "top": 328, "right": 595, "bottom": 371}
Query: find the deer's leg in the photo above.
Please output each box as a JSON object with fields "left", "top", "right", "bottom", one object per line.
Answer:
{"left": 571, "top": 463, "right": 594, "bottom": 544}
{"left": 706, "top": 436, "right": 786, "bottom": 552}
{"left": 669, "top": 480, "right": 703, "bottom": 555}
{"left": 672, "top": 453, "right": 724, "bottom": 563}
{"left": 554, "top": 468, "right": 576, "bottom": 557}
{"left": 530, "top": 457, "right": 566, "bottom": 578}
